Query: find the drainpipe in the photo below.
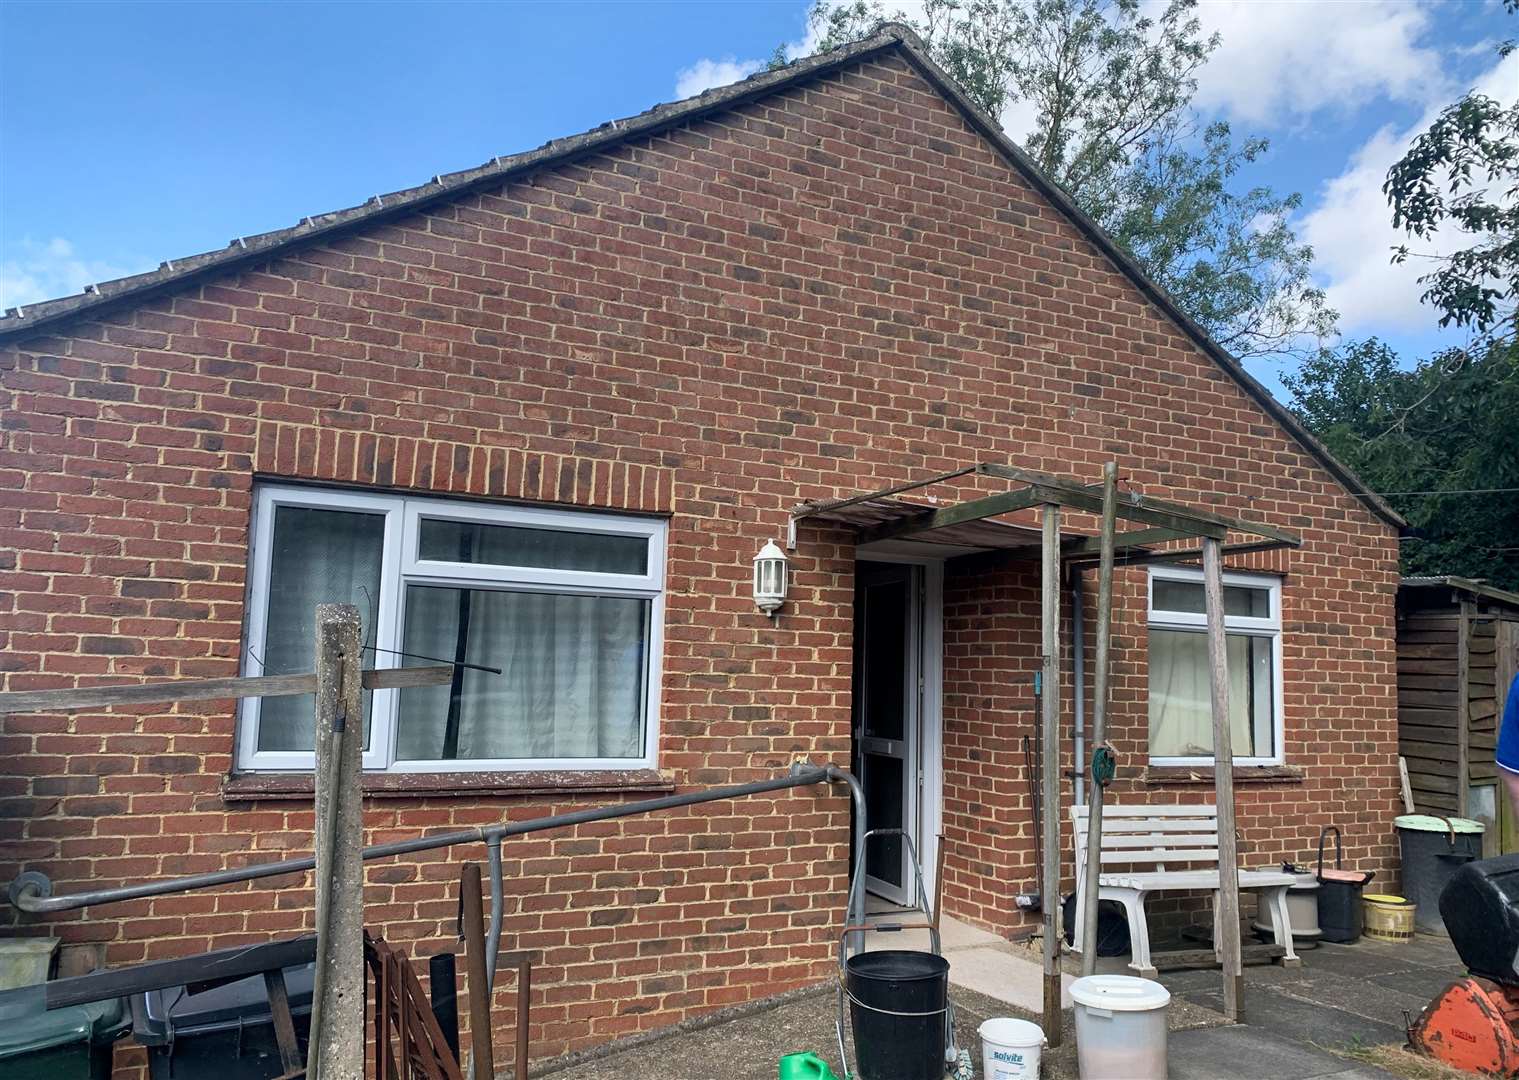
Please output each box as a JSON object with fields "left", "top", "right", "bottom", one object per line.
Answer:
{"left": 1073, "top": 571, "right": 1086, "bottom": 805}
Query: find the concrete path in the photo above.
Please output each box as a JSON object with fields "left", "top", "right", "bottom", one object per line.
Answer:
{"left": 861, "top": 911, "right": 1076, "bottom": 1010}
{"left": 538, "top": 915, "right": 1454, "bottom": 1079}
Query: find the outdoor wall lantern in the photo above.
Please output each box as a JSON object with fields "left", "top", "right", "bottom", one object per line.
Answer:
{"left": 753, "top": 540, "right": 789, "bottom": 617}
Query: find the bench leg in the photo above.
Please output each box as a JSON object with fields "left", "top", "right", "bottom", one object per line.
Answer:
{"left": 1264, "top": 886, "right": 1302, "bottom": 967}
{"left": 1108, "top": 888, "right": 1155, "bottom": 978}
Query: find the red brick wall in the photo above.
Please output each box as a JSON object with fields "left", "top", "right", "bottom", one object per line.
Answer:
{"left": 0, "top": 47, "right": 1399, "bottom": 1069}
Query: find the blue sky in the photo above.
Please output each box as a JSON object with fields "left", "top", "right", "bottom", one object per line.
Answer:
{"left": 3, "top": 1, "right": 1514, "bottom": 399}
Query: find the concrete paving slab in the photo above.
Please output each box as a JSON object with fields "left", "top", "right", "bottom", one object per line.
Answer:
{"left": 1167, "top": 1025, "right": 1398, "bottom": 1080}
{"left": 1176, "top": 983, "right": 1407, "bottom": 1049}
{"left": 949, "top": 946, "right": 1075, "bottom": 1010}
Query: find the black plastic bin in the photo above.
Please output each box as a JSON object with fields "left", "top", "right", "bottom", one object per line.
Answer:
{"left": 130, "top": 962, "right": 314, "bottom": 1080}
{"left": 845, "top": 950, "right": 948, "bottom": 1080}
{"left": 1316, "top": 826, "right": 1373, "bottom": 943}
{"left": 1398, "top": 813, "right": 1485, "bottom": 934}
{"left": 1439, "top": 852, "right": 1519, "bottom": 980}
{"left": 0, "top": 985, "right": 127, "bottom": 1080}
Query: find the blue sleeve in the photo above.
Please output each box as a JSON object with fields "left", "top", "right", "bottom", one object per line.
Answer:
{"left": 1498, "top": 673, "right": 1519, "bottom": 775}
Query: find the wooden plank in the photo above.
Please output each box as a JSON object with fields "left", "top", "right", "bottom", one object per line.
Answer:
{"left": 1397, "top": 658, "right": 1460, "bottom": 675}
{"left": 1040, "top": 503, "right": 1064, "bottom": 1045}
{"left": 1399, "top": 689, "right": 1462, "bottom": 709}
{"left": 1400, "top": 758, "right": 1416, "bottom": 814}
{"left": 856, "top": 486, "right": 1049, "bottom": 545}
{"left": 980, "top": 463, "right": 1301, "bottom": 545}
{"left": 1399, "top": 739, "right": 1461, "bottom": 763}
{"left": 42, "top": 935, "right": 316, "bottom": 1009}
{"left": 1409, "top": 771, "right": 1461, "bottom": 795}
{"left": 1074, "top": 805, "right": 1219, "bottom": 818}
{"left": 1463, "top": 601, "right": 1478, "bottom": 821}
{"left": 1401, "top": 629, "right": 1461, "bottom": 645}
{"left": 1153, "top": 943, "right": 1285, "bottom": 972}
{"left": 462, "top": 863, "right": 496, "bottom": 1079}
{"left": 1067, "top": 524, "right": 1188, "bottom": 555}
{"left": 1079, "top": 462, "right": 1119, "bottom": 978}
{"left": 1400, "top": 642, "right": 1461, "bottom": 660}
{"left": 1203, "top": 537, "right": 1243, "bottom": 1021}
{"left": 1472, "top": 699, "right": 1499, "bottom": 722}
{"left": 1403, "top": 614, "right": 1461, "bottom": 627}
{"left": 1416, "top": 792, "right": 1461, "bottom": 812}
{"left": 0, "top": 665, "right": 451, "bottom": 715}
{"left": 1399, "top": 722, "right": 1461, "bottom": 744}
{"left": 1398, "top": 673, "right": 1462, "bottom": 691}
{"left": 1400, "top": 707, "right": 1460, "bottom": 726}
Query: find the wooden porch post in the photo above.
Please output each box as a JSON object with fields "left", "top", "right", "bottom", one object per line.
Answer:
{"left": 1079, "top": 463, "right": 1119, "bottom": 976}
{"left": 1040, "top": 503, "right": 1064, "bottom": 1043}
{"left": 1203, "top": 538, "right": 1243, "bottom": 1020}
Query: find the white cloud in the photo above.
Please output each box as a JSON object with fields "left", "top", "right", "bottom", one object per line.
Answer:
{"left": 0, "top": 237, "right": 140, "bottom": 311}
{"left": 1192, "top": 0, "right": 1449, "bottom": 127}
{"left": 675, "top": 57, "right": 764, "bottom": 99}
{"left": 1300, "top": 48, "right": 1519, "bottom": 335}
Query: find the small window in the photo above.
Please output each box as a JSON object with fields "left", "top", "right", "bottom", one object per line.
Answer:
{"left": 1147, "top": 567, "right": 1282, "bottom": 765}
{"left": 238, "top": 485, "right": 665, "bottom": 773}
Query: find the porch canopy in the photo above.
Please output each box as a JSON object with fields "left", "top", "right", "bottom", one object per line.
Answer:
{"left": 788, "top": 461, "right": 1301, "bottom": 564}
{"left": 792, "top": 461, "right": 1302, "bottom": 1033}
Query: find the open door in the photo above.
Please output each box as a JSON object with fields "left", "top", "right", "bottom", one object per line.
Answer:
{"left": 852, "top": 561, "right": 921, "bottom": 906}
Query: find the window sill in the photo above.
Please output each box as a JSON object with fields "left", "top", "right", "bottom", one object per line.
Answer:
{"left": 221, "top": 768, "right": 676, "bottom": 802}
{"left": 1140, "top": 764, "right": 1305, "bottom": 786}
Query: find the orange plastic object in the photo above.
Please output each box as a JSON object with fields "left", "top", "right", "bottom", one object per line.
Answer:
{"left": 1411, "top": 976, "right": 1519, "bottom": 1076}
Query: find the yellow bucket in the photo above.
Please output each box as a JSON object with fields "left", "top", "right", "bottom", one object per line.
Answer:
{"left": 1363, "top": 894, "right": 1415, "bottom": 942}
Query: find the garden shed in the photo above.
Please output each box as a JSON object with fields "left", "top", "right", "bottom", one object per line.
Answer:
{"left": 1398, "top": 576, "right": 1519, "bottom": 851}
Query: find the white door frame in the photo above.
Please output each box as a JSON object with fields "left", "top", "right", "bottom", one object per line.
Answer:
{"left": 854, "top": 551, "right": 944, "bottom": 903}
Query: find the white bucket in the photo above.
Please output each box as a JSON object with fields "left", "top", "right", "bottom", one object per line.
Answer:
{"left": 978, "top": 1017, "right": 1045, "bottom": 1079}
{"left": 1070, "top": 975, "right": 1170, "bottom": 1080}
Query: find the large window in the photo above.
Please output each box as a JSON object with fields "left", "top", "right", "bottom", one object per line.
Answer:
{"left": 1147, "top": 566, "right": 1282, "bottom": 765}
{"left": 238, "top": 485, "right": 665, "bottom": 772}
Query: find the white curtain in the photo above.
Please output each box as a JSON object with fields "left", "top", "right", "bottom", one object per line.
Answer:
{"left": 396, "top": 525, "right": 648, "bottom": 761}
{"left": 258, "top": 506, "right": 384, "bottom": 751}
{"left": 1148, "top": 630, "right": 1267, "bottom": 758}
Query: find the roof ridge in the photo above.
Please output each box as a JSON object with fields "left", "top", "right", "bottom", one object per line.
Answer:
{"left": 0, "top": 21, "right": 1403, "bottom": 531}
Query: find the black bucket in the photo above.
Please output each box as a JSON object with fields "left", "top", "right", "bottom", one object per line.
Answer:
{"left": 845, "top": 950, "right": 948, "bottom": 1080}
{"left": 1316, "top": 826, "right": 1372, "bottom": 943}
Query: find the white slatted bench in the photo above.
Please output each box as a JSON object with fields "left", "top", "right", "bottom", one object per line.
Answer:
{"left": 1071, "top": 804, "right": 1298, "bottom": 977}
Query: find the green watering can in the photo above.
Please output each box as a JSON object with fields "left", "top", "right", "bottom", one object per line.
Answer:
{"left": 779, "top": 1051, "right": 842, "bottom": 1080}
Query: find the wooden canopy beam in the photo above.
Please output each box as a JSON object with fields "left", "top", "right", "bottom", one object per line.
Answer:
{"left": 1067, "top": 538, "right": 1294, "bottom": 568}
{"left": 977, "top": 463, "right": 1298, "bottom": 545}
{"left": 1066, "top": 526, "right": 1193, "bottom": 555}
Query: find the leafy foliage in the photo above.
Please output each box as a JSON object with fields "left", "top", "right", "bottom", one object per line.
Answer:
{"left": 788, "top": 0, "right": 1335, "bottom": 359}
{"left": 1284, "top": 338, "right": 1519, "bottom": 590}
{"left": 1384, "top": 90, "right": 1519, "bottom": 344}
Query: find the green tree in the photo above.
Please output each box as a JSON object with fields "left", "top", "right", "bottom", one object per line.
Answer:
{"left": 788, "top": 0, "right": 1336, "bottom": 359}
{"left": 1283, "top": 338, "right": 1519, "bottom": 590}
{"left": 1383, "top": 57, "right": 1518, "bottom": 349}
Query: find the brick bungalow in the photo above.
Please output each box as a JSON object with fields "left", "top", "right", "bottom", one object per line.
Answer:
{"left": 0, "top": 23, "right": 1405, "bottom": 1071}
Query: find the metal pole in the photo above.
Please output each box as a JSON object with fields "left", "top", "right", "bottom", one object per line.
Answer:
{"left": 1040, "top": 503, "right": 1064, "bottom": 1046}
{"left": 1080, "top": 463, "right": 1118, "bottom": 977}
{"left": 307, "top": 604, "right": 365, "bottom": 1080}
{"left": 1204, "top": 537, "right": 1244, "bottom": 1020}
{"left": 10, "top": 765, "right": 849, "bottom": 915}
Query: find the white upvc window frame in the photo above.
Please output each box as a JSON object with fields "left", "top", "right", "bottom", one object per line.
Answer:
{"left": 1146, "top": 564, "right": 1284, "bottom": 767}
{"left": 238, "top": 484, "right": 666, "bottom": 774}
